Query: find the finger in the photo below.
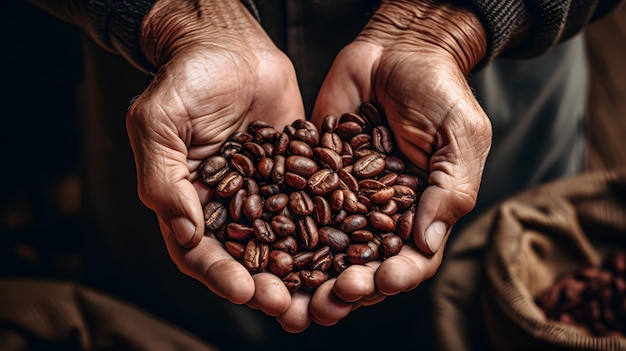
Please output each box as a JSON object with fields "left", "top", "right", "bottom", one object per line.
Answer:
{"left": 159, "top": 218, "right": 255, "bottom": 304}
{"left": 276, "top": 291, "right": 313, "bottom": 333}
{"left": 248, "top": 272, "right": 292, "bottom": 316}
{"left": 374, "top": 243, "right": 444, "bottom": 295}
{"left": 309, "top": 279, "right": 356, "bottom": 326}
{"left": 332, "top": 261, "right": 378, "bottom": 302}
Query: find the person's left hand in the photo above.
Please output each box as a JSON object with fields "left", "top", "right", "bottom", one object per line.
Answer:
{"left": 276, "top": 0, "right": 491, "bottom": 331}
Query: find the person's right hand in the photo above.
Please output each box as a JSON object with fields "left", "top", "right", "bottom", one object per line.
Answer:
{"left": 125, "top": 0, "right": 305, "bottom": 320}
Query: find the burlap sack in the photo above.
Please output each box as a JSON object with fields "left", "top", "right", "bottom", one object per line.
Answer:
{"left": 433, "top": 167, "right": 626, "bottom": 351}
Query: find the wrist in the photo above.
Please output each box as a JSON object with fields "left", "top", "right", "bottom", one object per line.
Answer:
{"left": 139, "top": 0, "right": 258, "bottom": 68}
{"left": 364, "top": 0, "right": 487, "bottom": 75}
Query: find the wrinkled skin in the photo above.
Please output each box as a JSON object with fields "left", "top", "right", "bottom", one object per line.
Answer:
{"left": 126, "top": 0, "right": 492, "bottom": 333}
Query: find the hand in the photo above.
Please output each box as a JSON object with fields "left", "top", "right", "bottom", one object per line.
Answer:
{"left": 125, "top": 0, "right": 304, "bottom": 318}
{"left": 279, "top": 0, "right": 492, "bottom": 330}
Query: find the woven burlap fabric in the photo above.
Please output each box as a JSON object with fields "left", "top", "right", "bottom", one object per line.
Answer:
{"left": 0, "top": 279, "right": 218, "bottom": 351}
{"left": 433, "top": 167, "right": 626, "bottom": 351}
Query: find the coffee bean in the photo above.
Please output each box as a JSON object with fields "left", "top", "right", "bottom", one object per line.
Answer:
{"left": 200, "top": 155, "right": 230, "bottom": 187}
{"left": 243, "top": 238, "right": 269, "bottom": 272}
{"left": 203, "top": 201, "right": 228, "bottom": 231}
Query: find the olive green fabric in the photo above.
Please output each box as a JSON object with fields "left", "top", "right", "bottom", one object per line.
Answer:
{"left": 433, "top": 167, "right": 626, "bottom": 351}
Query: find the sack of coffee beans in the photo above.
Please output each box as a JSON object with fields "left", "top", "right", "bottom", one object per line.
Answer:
{"left": 199, "top": 102, "right": 425, "bottom": 293}
{"left": 432, "top": 168, "right": 626, "bottom": 351}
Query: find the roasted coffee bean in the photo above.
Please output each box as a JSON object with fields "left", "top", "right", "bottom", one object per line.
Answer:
{"left": 378, "top": 173, "right": 398, "bottom": 187}
{"left": 270, "top": 215, "right": 296, "bottom": 237}
{"left": 242, "top": 194, "right": 263, "bottom": 221}
{"left": 227, "top": 222, "right": 254, "bottom": 241}
{"left": 380, "top": 234, "right": 403, "bottom": 258}
{"left": 379, "top": 199, "right": 399, "bottom": 216}
{"left": 225, "top": 241, "right": 245, "bottom": 259}
{"left": 308, "top": 169, "right": 340, "bottom": 195}
{"left": 297, "top": 216, "right": 319, "bottom": 250}
{"left": 289, "top": 191, "right": 315, "bottom": 216}
{"left": 353, "top": 153, "right": 386, "bottom": 178}
{"left": 293, "top": 251, "right": 314, "bottom": 270}
{"left": 313, "top": 196, "right": 332, "bottom": 226}
{"left": 252, "top": 219, "right": 276, "bottom": 244}
{"left": 283, "top": 124, "right": 297, "bottom": 138}
{"left": 321, "top": 114, "right": 338, "bottom": 133}
{"left": 216, "top": 171, "right": 244, "bottom": 198}
{"left": 272, "top": 155, "right": 286, "bottom": 186}
{"left": 313, "top": 147, "right": 342, "bottom": 171}
{"left": 371, "top": 125, "right": 394, "bottom": 155}
{"left": 385, "top": 156, "right": 405, "bottom": 173}
{"left": 260, "top": 183, "right": 281, "bottom": 197}
{"left": 368, "top": 211, "right": 396, "bottom": 232}
{"left": 273, "top": 132, "right": 290, "bottom": 155}
{"left": 286, "top": 155, "right": 319, "bottom": 178}
{"left": 284, "top": 172, "right": 308, "bottom": 190}
{"left": 243, "top": 238, "right": 269, "bottom": 272}
{"left": 268, "top": 250, "right": 293, "bottom": 277}
{"left": 319, "top": 226, "right": 350, "bottom": 252}
{"left": 255, "top": 127, "right": 280, "bottom": 144}
{"left": 300, "top": 269, "right": 328, "bottom": 290}
{"left": 350, "top": 133, "right": 371, "bottom": 151}
{"left": 333, "top": 253, "right": 350, "bottom": 273}
{"left": 392, "top": 184, "right": 417, "bottom": 209}
{"left": 332, "top": 209, "right": 348, "bottom": 226}
{"left": 395, "top": 205, "right": 415, "bottom": 241}
{"left": 228, "top": 189, "right": 246, "bottom": 222}
{"left": 310, "top": 246, "right": 333, "bottom": 272}
{"left": 230, "top": 153, "right": 256, "bottom": 178}
{"left": 370, "top": 187, "right": 396, "bottom": 204}
{"left": 340, "top": 112, "right": 368, "bottom": 130}
{"left": 294, "top": 128, "right": 320, "bottom": 147}
{"left": 247, "top": 120, "right": 273, "bottom": 135}
{"left": 228, "top": 131, "right": 254, "bottom": 144}
{"left": 243, "top": 178, "right": 259, "bottom": 195}
{"left": 339, "top": 214, "right": 368, "bottom": 232}
{"left": 292, "top": 119, "right": 317, "bottom": 131}
{"left": 358, "top": 179, "right": 386, "bottom": 190}
{"left": 256, "top": 157, "right": 274, "bottom": 179}
{"left": 342, "top": 189, "right": 359, "bottom": 213}
{"left": 288, "top": 140, "right": 314, "bottom": 158}
{"left": 271, "top": 235, "right": 298, "bottom": 255}
{"left": 359, "top": 102, "right": 382, "bottom": 126}
{"left": 330, "top": 189, "right": 344, "bottom": 212}
{"left": 351, "top": 229, "right": 374, "bottom": 243}
{"left": 282, "top": 272, "right": 302, "bottom": 293}
{"left": 264, "top": 193, "right": 289, "bottom": 212}
{"left": 242, "top": 141, "right": 266, "bottom": 160}
{"left": 337, "top": 168, "right": 359, "bottom": 192}
{"left": 320, "top": 132, "right": 343, "bottom": 153}
{"left": 200, "top": 155, "right": 230, "bottom": 187}
{"left": 220, "top": 141, "right": 243, "bottom": 159}
{"left": 204, "top": 201, "right": 228, "bottom": 231}
{"left": 262, "top": 142, "right": 274, "bottom": 157}
{"left": 346, "top": 243, "right": 377, "bottom": 265}
{"left": 335, "top": 121, "right": 362, "bottom": 140}
{"left": 396, "top": 174, "right": 421, "bottom": 190}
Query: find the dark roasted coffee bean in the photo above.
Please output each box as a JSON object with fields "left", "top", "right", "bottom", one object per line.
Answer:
{"left": 371, "top": 125, "right": 394, "bottom": 155}
{"left": 339, "top": 214, "right": 367, "bottom": 233}
{"left": 392, "top": 184, "right": 417, "bottom": 209}
{"left": 268, "top": 250, "right": 293, "bottom": 278}
{"left": 395, "top": 205, "right": 415, "bottom": 240}
{"left": 353, "top": 148, "right": 383, "bottom": 160}
{"left": 229, "top": 153, "right": 255, "bottom": 178}
{"left": 346, "top": 243, "right": 376, "bottom": 265}
{"left": 297, "top": 216, "right": 319, "bottom": 250}
{"left": 282, "top": 272, "right": 302, "bottom": 294}
{"left": 313, "top": 147, "right": 343, "bottom": 171}
{"left": 255, "top": 157, "right": 274, "bottom": 180}
{"left": 220, "top": 141, "right": 243, "bottom": 159}
{"left": 342, "top": 189, "right": 359, "bottom": 213}
{"left": 330, "top": 189, "right": 344, "bottom": 212}
{"left": 228, "top": 131, "right": 254, "bottom": 144}
{"left": 350, "top": 133, "right": 372, "bottom": 152}
{"left": 293, "top": 251, "right": 314, "bottom": 270}
{"left": 379, "top": 199, "right": 399, "bottom": 215}
{"left": 228, "top": 189, "right": 246, "bottom": 222}
{"left": 385, "top": 156, "right": 405, "bottom": 173}
{"left": 351, "top": 229, "right": 374, "bottom": 243}
{"left": 262, "top": 142, "right": 274, "bottom": 157}
{"left": 242, "top": 194, "right": 263, "bottom": 221}
{"left": 370, "top": 187, "right": 395, "bottom": 204}
{"left": 286, "top": 155, "right": 319, "bottom": 178}
{"left": 380, "top": 234, "right": 403, "bottom": 258}
{"left": 300, "top": 270, "right": 327, "bottom": 290}
{"left": 396, "top": 174, "right": 421, "bottom": 189}
{"left": 289, "top": 191, "right": 315, "bottom": 216}
{"left": 353, "top": 153, "right": 386, "bottom": 178}
{"left": 243, "top": 238, "right": 269, "bottom": 272}
{"left": 272, "top": 155, "right": 286, "bottom": 186}
{"left": 333, "top": 253, "right": 350, "bottom": 273}
{"left": 310, "top": 246, "right": 333, "bottom": 272}
{"left": 243, "top": 178, "right": 259, "bottom": 195}
{"left": 358, "top": 179, "right": 386, "bottom": 190}
{"left": 271, "top": 235, "right": 298, "bottom": 255}
{"left": 377, "top": 173, "right": 398, "bottom": 187}
{"left": 200, "top": 155, "right": 230, "bottom": 187}
{"left": 270, "top": 215, "right": 296, "bottom": 237}
{"left": 358, "top": 102, "right": 382, "bottom": 126}
{"left": 292, "top": 119, "right": 317, "bottom": 131}
{"left": 204, "top": 201, "right": 228, "bottom": 231}
{"left": 368, "top": 211, "right": 396, "bottom": 232}
{"left": 294, "top": 128, "right": 320, "bottom": 147}
{"left": 308, "top": 169, "right": 340, "bottom": 195}
{"left": 260, "top": 183, "right": 281, "bottom": 197}
{"left": 216, "top": 171, "right": 244, "bottom": 198}
{"left": 337, "top": 168, "right": 359, "bottom": 192}
{"left": 242, "top": 141, "right": 266, "bottom": 160}
{"left": 283, "top": 124, "right": 297, "bottom": 139}
{"left": 264, "top": 193, "right": 289, "bottom": 212}
{"left": 225, "top": 241, "right": 245, "bottom": 259}
{"left": 332, "top": 209, "right": 348, "bottom": 226}
{"left": 340, "top": 112, "right": 368, "bottom": 130}
{"left": 213, "top": 223, "right": 228, "bottom": 242}
{"left": 320, "top": 132, "right": 343, "bottom": 154}
{"left": 319, "top": 226, "right": 350, "bottom": 252}
{"left": 321, "top": 114, "right": 339, "bottom": 133}
{"left": 288, "top": 140, "right": 314, "bottom": 158}
{"left": 247, "top": 120, "right": 273, "bottom": 135}
{"left": 273, "top": 132, "right": 290, "bottom": 155}
{"left": 314, "top": 196, "right": 332, "bottom": 226}
{"left": 255, "top": 127, "right": 280, "bottom": 144}
{"left": 284, "top": 172, "right": 308, "bottom": 190}
{"left": 335, "top": 121, "right": 362, "bottom": 140}
{"left": 227, "top": 222, "right": 254, "bottom": 241}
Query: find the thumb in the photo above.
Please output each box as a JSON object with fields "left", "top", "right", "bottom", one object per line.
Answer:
{"left": 412, "top": 180, "right": 476, "bottom": 255}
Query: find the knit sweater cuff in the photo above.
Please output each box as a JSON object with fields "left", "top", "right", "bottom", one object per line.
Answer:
{"left": 85, "top": 0, "right": 158, "bottom": 74}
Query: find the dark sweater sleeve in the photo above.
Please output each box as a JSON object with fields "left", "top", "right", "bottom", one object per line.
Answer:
{"left": 27, "top": 0, "right": 157, "bottom": 73}
{"left": 467, "top": 0, "right": 624, "bottom": 69}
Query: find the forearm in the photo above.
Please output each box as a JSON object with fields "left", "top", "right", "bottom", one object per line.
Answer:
{"left": 467, "top": 0, "right": 624, "bottom": 68}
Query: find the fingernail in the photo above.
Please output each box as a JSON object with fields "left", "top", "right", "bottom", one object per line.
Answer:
{"left": 425, "top": 221, "right": 447, "bottom": 253}
{"left": 170, "top": 217, "right": 197, "bottom": 247}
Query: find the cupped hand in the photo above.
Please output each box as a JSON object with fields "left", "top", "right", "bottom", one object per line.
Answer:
{"left": 125, "top": 0, "right": 304, "bottom": 317}
{"left": 282, "top": 0, "right": 492, "bottom": 329}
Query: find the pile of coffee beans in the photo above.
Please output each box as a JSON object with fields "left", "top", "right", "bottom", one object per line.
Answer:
{"left": 535, "top": 248, "right": 626, "bottom": 338}
{"left": 200, "top": 102, "right": 425, "bottom": 293}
